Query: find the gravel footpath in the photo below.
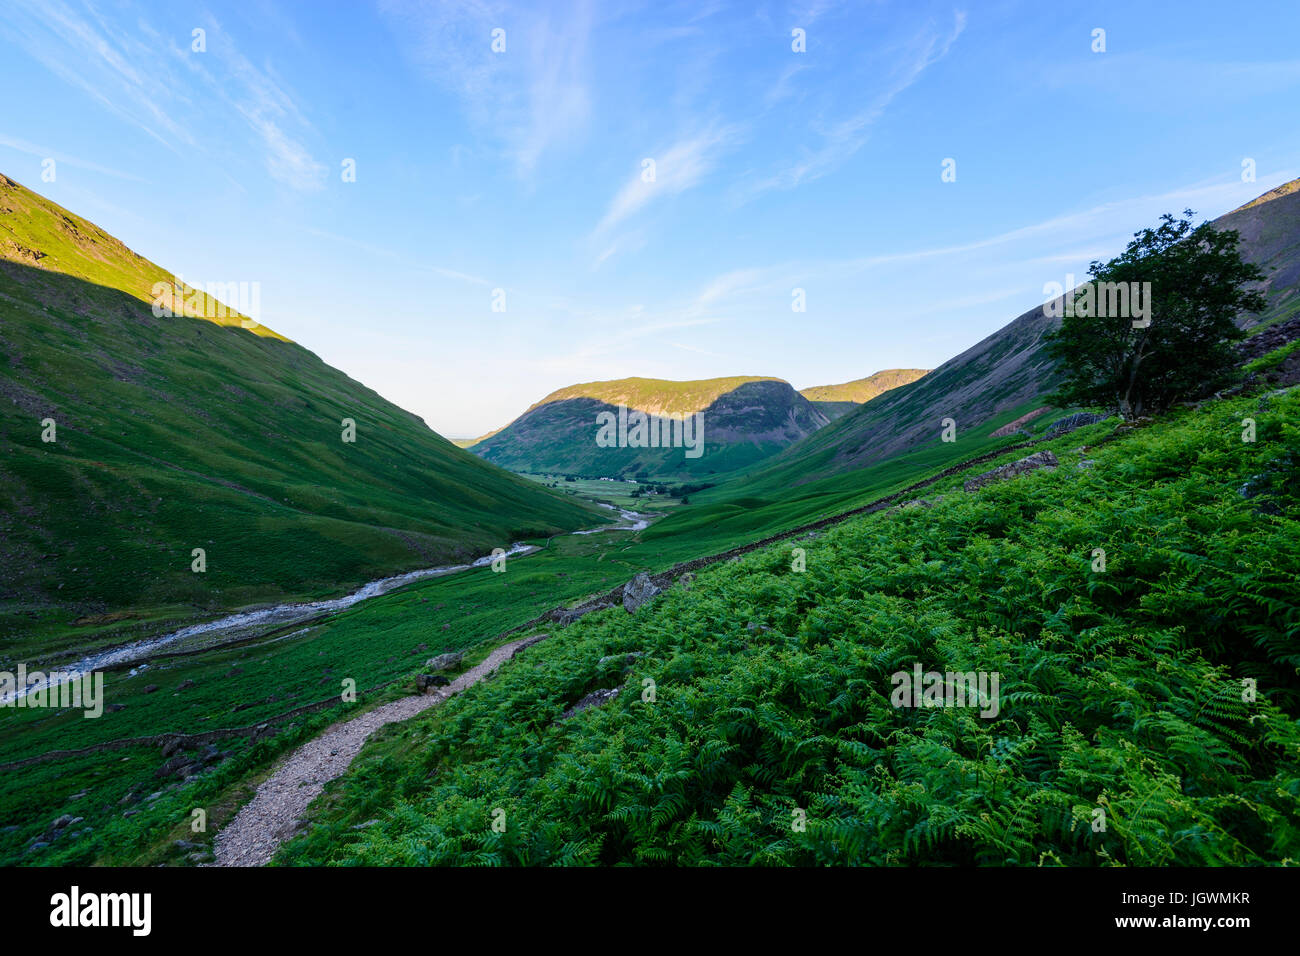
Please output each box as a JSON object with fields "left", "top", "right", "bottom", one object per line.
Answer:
{"left": 212, "top": 633, "right": 549, "bottom": 867}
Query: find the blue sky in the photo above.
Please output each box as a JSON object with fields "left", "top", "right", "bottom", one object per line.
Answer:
{"left": 2, "top": 0, "right": 1298, "bottom": 437}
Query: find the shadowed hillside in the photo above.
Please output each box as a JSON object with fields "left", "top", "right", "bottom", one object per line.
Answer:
{"left": 0, "top": 175, "right": 602, "bottom": 641}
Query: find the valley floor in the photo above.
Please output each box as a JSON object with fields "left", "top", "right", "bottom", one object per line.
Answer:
{"left": 4, "top": 386, "right": 1297, "bottom": 866}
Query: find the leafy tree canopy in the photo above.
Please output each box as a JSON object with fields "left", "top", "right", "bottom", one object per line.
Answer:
{"left": 1045, "top": 211, "right": 1265, "bottom": 418}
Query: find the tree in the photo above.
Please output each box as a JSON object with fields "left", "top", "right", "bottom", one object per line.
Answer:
{"left": 1043, "top": 211, "right": 1265, "bottom": 419}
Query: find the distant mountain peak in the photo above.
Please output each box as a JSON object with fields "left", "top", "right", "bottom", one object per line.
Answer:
{"left": 798, "top": 369, "right": 930, "bottom": 405}
{"left": 473, "top": 375, "right": 828, "bottom": 479}
{"left": 527, "top": 375, "right": 789, "bottom": 417}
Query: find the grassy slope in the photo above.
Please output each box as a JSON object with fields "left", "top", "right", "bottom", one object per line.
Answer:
{"left": 636, "top": 396, "right": 1057, "bottom": 558}
{"left": 278, "top": 386, "right": 1300, "bottom": 866}
{"left": 1216, "top": 178, "right": 1300, "bottom": 330}
{"left": 808, "top": 399, "right": 860, "bottom": 421}
{"left": 472, "top": 379, "right": 829, "bottom": 481}
{"left": 0, "top": 519, "right": 649, "bottom": 864}
{"left": 737, "top": 307, "right": 1063, "bottom": 492}
{"left": 798, "top": 368, "right": 929, "bottom": 403}
{"left": 521, "top": 375, "right": 786, "bottom": 416}
{"left": 0, "top": 397, "right": 1069, "bottom": 865}
{"left": 0, "top": 175, "right": 602, "bottom": 650}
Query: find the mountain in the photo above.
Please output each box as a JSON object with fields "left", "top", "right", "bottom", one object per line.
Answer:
{"left": 798, "top": 368, "right": 929, "bottom": 420}
{"left": 737, "top": 178, "right": 1300, "bottom": 490}
{"left": 1217, "top": 178, "right": 1300, "bottom": 328}
{"left": 0, "top": 174, "right": 600, "bottom": 636}
{"left": 470, "top": 376, "right": 830, "bottom": 479}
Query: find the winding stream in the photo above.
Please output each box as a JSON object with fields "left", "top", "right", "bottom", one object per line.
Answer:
{"left": 5, "top": 506, "right": 653, "bottom": 704}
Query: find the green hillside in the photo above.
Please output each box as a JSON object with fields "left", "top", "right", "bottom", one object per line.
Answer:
{"left": 523, "top": 375, "right": 786, "bottom": 417}
{"left": 807, "top": 399, "right": 861, "bottom": 421}
{"left": 798, "top": 368, "right": 929, "bottom": 404}
{"left": 472, "top": 377, "right": 830, "bottom": 480}
{"left": 278, "top": 385, "right": 1300, "bottom": 866}
{"left": 1216, "top": 179, "right": 1300, "bottom": 329}
{"left": 800, "top": 368, "right": 931, "bottom": 421}
{"left": 0, "top": 175, "right": 602, "bottom": 648}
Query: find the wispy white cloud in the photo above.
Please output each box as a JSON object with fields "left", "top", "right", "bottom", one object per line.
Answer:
{"left": 592, "top": 230, "right": 647, "bottom": 270}
{"left": 513, "top": 9, "right": 592, "bottom": 175}
{"left": 765, "top": 60, "right": 811, "bottom": 106}
{"left": 177, "top": 16, "right": 327, "bottom": 191}
{"left": 1, "top": 0, "right": 193, "bottom": 150}
{"left": 738, "top": 10, "right": 966, "bottom": 200}
{"left": 671, "top": 340, "right": 727, "bottom": 357}
{"left": 791, "top": 0, "right": 846, "bottom": 25}
{"left": 1040, "top": 53, "right": 1300, "bottom": 101}
{"left": 691, "top": 267, "right": 766, "bottom": 309}
{"left": 0, "top": 135, "right": 146, "bottom": 182}
{"left": 380, "top": 0, "right": 595, "bottom": 177}
{"left": 305, "top": 227, "right": 491, "bottom": 285}
{"left": 829, "top": 172, "right": 1299, "bottom": 274}
{"left": 2, "top": 0, "right": 327, "bottom": 191}
{"left": 594, "top": 124, "right": 744, "bottom": 235}
{"left": 428, "top": 265, "right": 493, "bottom": 287}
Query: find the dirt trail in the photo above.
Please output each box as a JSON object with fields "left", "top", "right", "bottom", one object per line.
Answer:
{"left": 211, "top": 633, "right": 548, "bottom": 867}
{"left": 209, "top": 435, "right": 1092, "bottom": 866}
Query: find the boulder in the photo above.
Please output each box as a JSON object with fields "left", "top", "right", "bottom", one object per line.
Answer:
{"left": 894, "top": 496, "right": 945, "bottom": 512}
{"left": 156, "top": 754, "right": 199, "bottom": 779}
{"left": 552, "top": 602, "right": 613, "bottom": 626}
{"left": 597, "top": 652, "right": 644, "bottom": 669}
{"left": 424, "top": 652, "right": 463, "bottom": 672}
{"left": 1045, "top": 412, "right": 1105, "bottom": 438}
{"left": 963, "top": 451, "right": 1059, "bottom": 492}
{"left": 416, "top": 674, "right": 451, "bottom": 694}
{"left": 560, "top": 687, "right": 622, "bottom": 720}
{"left": 622, "top": 573, "right": 661, "bottom": 613}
